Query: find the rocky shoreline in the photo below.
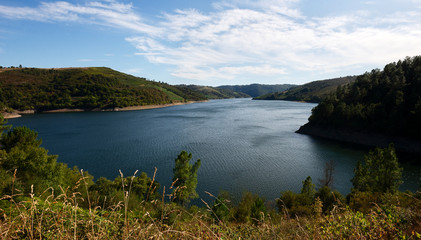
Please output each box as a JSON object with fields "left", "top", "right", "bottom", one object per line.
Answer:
{"left": 296, "top": 124, "right": 421, "bottom": 155}
{"left": 1, "top": 101, "right": 207, "bottom": 119}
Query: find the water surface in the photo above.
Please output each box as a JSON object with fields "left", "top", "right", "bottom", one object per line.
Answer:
{"left": 9, "top": 99, "right": 420, "bottom": 202}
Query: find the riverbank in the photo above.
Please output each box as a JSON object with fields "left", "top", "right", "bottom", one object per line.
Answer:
{"left": 1, "top": 101, "right": 207, "bottom": 119}
{"left": 2, "top": 110, "right": 36, "bottom": 119}
{"left": 296, "top": 124, "right": 421, "bottom": 155}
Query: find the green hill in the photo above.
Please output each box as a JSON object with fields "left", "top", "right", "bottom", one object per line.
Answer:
{"left": 180, "top": 85, "right": 250, "bottom": 99}
{"left": 0, "top": 67, "right": 206, "bottom": 112}
{"left": 217, "top": 84, "right": 295, "bottom": 98}
{"left": 297, "top": 56, "right": 421, "bottom": 153}
{"left": 254, "top": 76, "right": 356, "bottom": 102}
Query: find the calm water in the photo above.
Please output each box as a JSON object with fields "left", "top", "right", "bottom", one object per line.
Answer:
{"left": 8, "top": 99, "right": 420, "bottom": 202}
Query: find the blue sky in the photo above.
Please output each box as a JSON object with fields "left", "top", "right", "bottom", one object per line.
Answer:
{"left": 1, "top": 0, "right": 421, "bottom": 86}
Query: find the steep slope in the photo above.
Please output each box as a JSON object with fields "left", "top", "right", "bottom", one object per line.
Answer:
{"left": 254, "top": 76, "right": 356, "bottom": 102}
{"left": 297, "top": 56, "right": 421, "bottom": 154}
{"left": 0, "top": 67, "right": 206, "bottom": 112}
{"left": 217, "top": 84, "right": 295, "bottom": 98}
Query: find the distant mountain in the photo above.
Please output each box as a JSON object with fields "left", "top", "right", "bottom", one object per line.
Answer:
{"left": 217, "top": 84, "right": 295, "bottom": 98}
{"left": 178, "top": 85, "right": 250, "bottom": 99}
{"left": 0, "top": 67, "right": 207, "bottom": 112}
{"left": 254, "top": 76, "right": 357, "bottom": 103}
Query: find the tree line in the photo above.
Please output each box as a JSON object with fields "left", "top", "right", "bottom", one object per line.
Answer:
{"left": 307, "top": 56, "right": 421, "bottom": 138}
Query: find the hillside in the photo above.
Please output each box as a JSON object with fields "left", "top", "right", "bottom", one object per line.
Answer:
{"left": 297, "top": 56, "right": 421, "bottom": 154}
{"left": 217, "top": 83, "right": 295, "bottom": 98}
{"left": 0, "top": 67, "right": 206, "bottom": 113}
{"left": 180, "top": 84, "right": 250, "bottom": 99}
{"left": 254, "top": 76, "right": 357, "bottom": 102}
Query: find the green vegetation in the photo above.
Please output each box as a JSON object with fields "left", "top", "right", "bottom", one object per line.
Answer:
{"left": 0, "top": 67, "right": 207, "bottom": 112}
{"left": 0, "top": 125, "right": 86, "bottom": 197}
{"left": 254, "top": 76, "right": 356, "bottom": 102}
{"left": 303, "top": 56, "right": 421, "bottom": 139}
{"left": 181, "top": 84, "right": 250, "bottom": 99}
{"left": 351, "top": 144, "right": 402, "bottom": 193}
{"left": 217, "top": 83, "right": 295, "bottom": 98}
{"left": 172, "top": 151, "right": 201, "bottom": 205}
{"left": 1, "top": 117, "right": 420, "bottom": 239}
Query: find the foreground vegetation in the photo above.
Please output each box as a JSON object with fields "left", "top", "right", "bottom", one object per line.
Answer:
{"left": 0, "top": 116, "right": 420, "bottom": 239}
{"left": 2, "top": 185, "right": 420, "bottom": 239}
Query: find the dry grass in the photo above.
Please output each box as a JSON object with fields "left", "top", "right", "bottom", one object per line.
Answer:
{"left": 1, "top": 170, "right": 420, "bottom": 239}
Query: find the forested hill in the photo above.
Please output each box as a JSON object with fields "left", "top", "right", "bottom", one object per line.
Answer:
{"left": 217, "top": 83, "right": 295, "bottom": 98}
{"left": 253, "top": 76, "right": 356, "bottom": 102}
{"left": 297, "top": 56, "right": 421, "bottom": 153}
{"left": 0, "top": 67, "right": 207, "bottom": 112}
{"left": 178, "top": 85, "right": 250, "bottom": 99}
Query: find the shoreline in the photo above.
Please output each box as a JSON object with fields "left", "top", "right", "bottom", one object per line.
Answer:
{"left": 1, "top": 100, "right": 208, "bottom": 119}
{"left": 296, "top": 124, "right": 421, "bottom": 155}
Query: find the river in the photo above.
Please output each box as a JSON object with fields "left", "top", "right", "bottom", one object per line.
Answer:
{"left": 8, "top": 98, "right": 420, "bottom": 202}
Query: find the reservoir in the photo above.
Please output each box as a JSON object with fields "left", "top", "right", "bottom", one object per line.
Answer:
{"left": 8, "top": 98, "right": 420, "bottom": 202}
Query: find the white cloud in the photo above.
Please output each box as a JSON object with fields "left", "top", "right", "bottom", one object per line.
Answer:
{"left": 125, "top": 4, "right": 421, "bottom": 82}
{"left": 0, "top": 1, "right": 160, "bottom": 35}
{"left": 2, "top": 0, "right": 421, "bottom": 84}
{"left": 213, "top": 0, "right": 302, "bottom": 18}
{"left": 148, "top": 4, "right": 421, "bottom": 82}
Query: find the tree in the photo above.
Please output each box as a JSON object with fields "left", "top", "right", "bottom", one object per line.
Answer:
{"left": 314, "top": 186, "right": 344, "bottom": 213}
{"left": 351, "top": 144, "right": 402, "bottom": 193}
{"left": 172, "top": 151, "right": 201, "bottom": 205}
{"left": 0, "top": 115, "right": 10, "bottom": 136}
{"left": 277, "top": 176, "right": 316, "bottom": 217}
{"left": 0, "top": 126, "right": 87, "bottom": 195}
{"left": 277, "top": 190, "right": 296, "bottom": 211}
{"left": 1, "top": 127, "right": 61, "bottom": 193}
{"left": 0, "top": 118, "right": 12, "bottom": 195}
{"left": 1, "top": 126, "right": 41, "bottom": 152}
{"left": 235, "top": 192, "right": 260, "bottom": 223}
{"left": 211, "top": 191, "right": 232, "bottom": 222}
{"left": 301, "top": 176, "right": 316, "bottom": 205}
{"left": 250, "top": 196, "right": 266, "bottom": 225}
{"left": 89, "top": 172, "right": 160, "bottom": 209}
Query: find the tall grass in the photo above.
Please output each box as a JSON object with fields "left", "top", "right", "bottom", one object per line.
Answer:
{"left": 1, "top": 169, "right": 420, "bottom": 239}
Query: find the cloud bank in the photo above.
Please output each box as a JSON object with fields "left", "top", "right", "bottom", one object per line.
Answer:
{"left": 1, "top": 0, "right": 421, "bottom": 84}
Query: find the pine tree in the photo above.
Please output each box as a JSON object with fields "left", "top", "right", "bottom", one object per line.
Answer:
{"left": 172, "top": 151, "right": 201, "bottom": 205}
{"left": 351, "top": 144, "right": 402, "bottom": 193}
{"left": 300, "top": 176, "right": 316, "bottom": 205}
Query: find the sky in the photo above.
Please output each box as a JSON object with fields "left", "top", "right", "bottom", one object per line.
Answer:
{"left": 0, "top": 0, "right": 421, "bottom": 86}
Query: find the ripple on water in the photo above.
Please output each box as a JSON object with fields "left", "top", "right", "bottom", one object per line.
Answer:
{"left": 7, "top": 99, "right": 420, "bottom": 202}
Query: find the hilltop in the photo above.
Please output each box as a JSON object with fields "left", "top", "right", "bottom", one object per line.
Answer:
{"left": 0, "top": 67, "right": 207, "bottom": 115}
{"left": 254, "top": 76, "right": 357, "bottom": 102}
